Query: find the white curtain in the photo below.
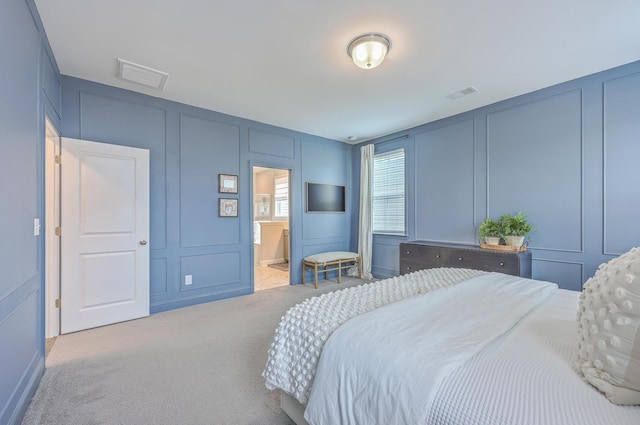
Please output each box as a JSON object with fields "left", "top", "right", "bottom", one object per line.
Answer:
{"left": 357, "top": 144, "right": 374, "bottom": 279}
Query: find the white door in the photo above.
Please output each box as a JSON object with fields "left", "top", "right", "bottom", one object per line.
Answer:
{"left": 61, "top": 137, "right": 150, "bottom": 334}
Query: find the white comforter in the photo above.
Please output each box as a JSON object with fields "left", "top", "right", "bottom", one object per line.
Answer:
{"left": 303, "top": 273, "right": 557, "bottom": 425}
{"left": 263, "top": 268, "right": 486, "bottom": 403}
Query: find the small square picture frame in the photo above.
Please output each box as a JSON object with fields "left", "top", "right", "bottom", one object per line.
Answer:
{"left": 219, "top": 174, "right": 238, "bottom": 194}
{"left": 219, "top": 198, "right": 238, "bottom": 217}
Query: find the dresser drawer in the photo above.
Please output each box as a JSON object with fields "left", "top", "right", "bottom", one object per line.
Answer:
{"left": 400, "top": 242, "right": 531, "bottom": 278}
{"left": 449, "top": 248, "right": 520, "bottom": 275}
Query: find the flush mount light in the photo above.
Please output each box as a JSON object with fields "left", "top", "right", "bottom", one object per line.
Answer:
{"left": 347, "top": 33, "right": 391, "bottom": 70}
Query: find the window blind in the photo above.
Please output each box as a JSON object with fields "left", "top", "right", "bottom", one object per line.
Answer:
{"left": 373, "top": 148, "right": 405, "bottom": 234}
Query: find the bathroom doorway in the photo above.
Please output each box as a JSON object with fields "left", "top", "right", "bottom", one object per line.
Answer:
{"left": 253, "top": 166, "right": 290, "bottom": 291}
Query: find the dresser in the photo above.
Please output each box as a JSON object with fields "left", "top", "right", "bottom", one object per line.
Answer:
{"left": 399, "top": 241, "right": 532, "bottom": 278}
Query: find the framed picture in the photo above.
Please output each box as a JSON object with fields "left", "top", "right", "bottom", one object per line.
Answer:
{"left": 219, "top": 174, "right": 238, "bottom": 194}
{"left": 219, "top": 198, "right": 238, "bottom": 217}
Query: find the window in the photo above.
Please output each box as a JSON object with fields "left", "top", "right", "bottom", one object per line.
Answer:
{"left": 274, "top": 175, "right": 289, "bottom": 218}
{"left": 373, "top": 148, "right": 405, "bottom": 234}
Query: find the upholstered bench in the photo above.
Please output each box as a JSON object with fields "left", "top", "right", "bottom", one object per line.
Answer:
{"left": 302, "top": 251, "right": 361, "bottom": 289}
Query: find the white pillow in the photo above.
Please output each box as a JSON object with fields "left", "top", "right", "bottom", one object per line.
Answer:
{"left": 577, "top": 246, "right": 640, "bottom": 405}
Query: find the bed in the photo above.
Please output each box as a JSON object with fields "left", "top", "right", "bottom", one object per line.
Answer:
{"left": 263, "top": 244, "right": 640, "bottom": 425}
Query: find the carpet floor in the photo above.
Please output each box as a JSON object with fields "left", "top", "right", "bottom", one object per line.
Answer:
{"left": 21, "top": 277, "right": 367, "bottom": 425}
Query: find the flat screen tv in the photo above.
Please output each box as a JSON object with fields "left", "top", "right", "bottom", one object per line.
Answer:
{"left": 306, "top": 182, "right": 346, "bottom": 213}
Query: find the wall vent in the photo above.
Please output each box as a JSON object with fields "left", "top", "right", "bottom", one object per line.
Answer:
{"left": 117, "top": 58, "right": 169, "bottom": 90}
{"left": 446, "top": 86, "right": 478, "bottom": 100}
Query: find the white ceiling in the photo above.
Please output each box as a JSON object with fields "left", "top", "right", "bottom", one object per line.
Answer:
{"left": 35, "top": 0, "right": 640, "bottom": 144}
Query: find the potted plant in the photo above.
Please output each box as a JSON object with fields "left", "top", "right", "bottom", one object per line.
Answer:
{"left": 478, "top": 217, "right": 503, "bottom": 245}
{"left": 499, "top": 212, "right": 534, "bottom": 247}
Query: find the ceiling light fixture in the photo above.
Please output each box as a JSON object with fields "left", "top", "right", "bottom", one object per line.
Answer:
{"left": 347, "top": 33, "right": 391, "bottom": 70}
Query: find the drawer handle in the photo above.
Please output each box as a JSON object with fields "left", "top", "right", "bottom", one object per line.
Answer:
{"left": 436, "top": 254, "right": 440, "bottom": 258}
{"left": 406, "top": 266, "right": 411, "bottom": 270}
{"left": 406, "top": 251, "right": 411, "bottom": 254}
{"left": 500, "top": 262, "right": 505, "bottom": 266}
{"left": 458, "top": 257, "right": 463, "bottom": 261}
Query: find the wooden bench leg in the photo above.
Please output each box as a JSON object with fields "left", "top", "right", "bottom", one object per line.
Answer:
{"left": 304, "top": 256, "right": 361, "bottom": 289}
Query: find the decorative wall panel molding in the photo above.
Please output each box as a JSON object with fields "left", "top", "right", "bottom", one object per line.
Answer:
{"left": 249, "top": 129, "right": 295, "bottom": 158}
{"left": 487, "top": 90, "right": 583, "bottom": 252}
{"left": 532, "top": 258, "right": 584, "bottom": 291}
{"left": 415, "top": 119, "right": 476, "bottom": 243}
{"left": 180, "top": 252, "right": 241, "bottom": 291}
{"left": 180, "top": 114, "right": 240, "bottom": 248}
{"left": 79, "top": 92, "right": 168, "bottom": 249}
{"left": 603, "top": 73, "right": 640, "bottom": 255}
{"left": 150, "top": 258, "right": 167, "bottom": 296}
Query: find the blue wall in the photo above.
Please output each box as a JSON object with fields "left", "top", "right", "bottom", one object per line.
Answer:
{"left": 0, "top": 1, "right": 61, "bottom": 424}
{"left": 3, "top": 0, "right": 638, "bottom": 421}
{"left": 61, "top": 76, "right": 352, "bottom": 313}
{"left": 358, "top": 60, "right": 640, "bottom": 290}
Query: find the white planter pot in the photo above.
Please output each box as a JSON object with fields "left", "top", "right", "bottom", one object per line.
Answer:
{"left": 484, "top": 237, "right": 500, "bottom": 245}
{"left": 504, "top": 235, "right": 525, "bottom": 247}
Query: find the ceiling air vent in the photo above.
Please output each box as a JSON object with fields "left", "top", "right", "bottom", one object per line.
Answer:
{"left": 117, "top": 58, "right": 169, "bottom": 90}
{"left": 446, "top": 86, "right": 478, "bottom": 100}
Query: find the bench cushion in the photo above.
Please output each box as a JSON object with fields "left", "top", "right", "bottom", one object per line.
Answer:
{"left": 304, "top": 251, "right": 359, "bottom": 266}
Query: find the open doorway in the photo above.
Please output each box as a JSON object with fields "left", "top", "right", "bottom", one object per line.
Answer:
{"left": 253, "top": 166, "right": 290, "bottom": 291}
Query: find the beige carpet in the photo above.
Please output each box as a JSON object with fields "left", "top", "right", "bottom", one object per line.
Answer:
{"left": 22, "top": 277, "right": 368, "bottom": 425}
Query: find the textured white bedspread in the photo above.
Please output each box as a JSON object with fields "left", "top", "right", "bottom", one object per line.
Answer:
{"left": 263, "top": 268, "right": 486, "bottom": 403}
{"left": 303, "top": 273, "right": 557, "bottom": 425}
{"left": 427, "top": 289, "right": 640, "bottom": 425}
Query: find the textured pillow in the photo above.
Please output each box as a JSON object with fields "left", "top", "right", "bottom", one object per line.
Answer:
{"left": 577, "top": 246, "right": 640, "bottom": 405}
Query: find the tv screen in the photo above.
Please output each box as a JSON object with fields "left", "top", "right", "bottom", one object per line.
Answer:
{"left": 306, "top": 182, "right": 346, "bottom": 213}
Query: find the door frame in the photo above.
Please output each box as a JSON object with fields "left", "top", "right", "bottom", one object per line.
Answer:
{"left": 45, "top": 117, "right": 61, "bottom": 338}
{"left": 250, "top": 162, "right": 292, "bottom": 291}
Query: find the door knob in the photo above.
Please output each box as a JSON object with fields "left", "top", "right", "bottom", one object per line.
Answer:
{"left": 139, "top": 240, "right": 147, "bottom": 245}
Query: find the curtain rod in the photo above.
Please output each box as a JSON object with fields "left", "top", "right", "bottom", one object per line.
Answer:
{"left": 374, "top": 134, "right": 409, "bottom": 146}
